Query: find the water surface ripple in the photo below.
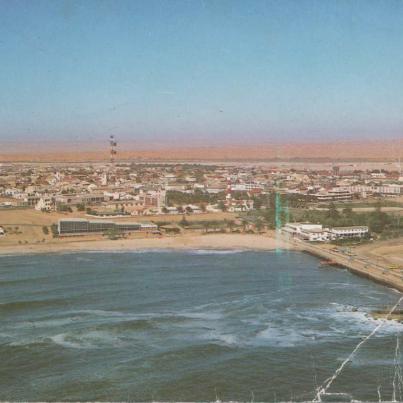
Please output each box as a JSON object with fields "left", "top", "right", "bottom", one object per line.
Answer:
{"left": 0, "top": 250, "right": 401, "bottom": 401}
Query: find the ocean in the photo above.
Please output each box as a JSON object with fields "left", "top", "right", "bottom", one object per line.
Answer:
{"left": 0, "top": 250, "right": 402, "bottom": 402}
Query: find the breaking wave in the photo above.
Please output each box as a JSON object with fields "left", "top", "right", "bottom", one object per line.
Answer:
{"left": 186, "top": 249, "right": 246, "bottom": 255}
{"left": 1, "top": 250, "right": 402, "bottom": 401}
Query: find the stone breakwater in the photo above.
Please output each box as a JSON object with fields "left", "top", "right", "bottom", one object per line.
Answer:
{"left": 299, "top": 241, "right": 403, "bottom": 293}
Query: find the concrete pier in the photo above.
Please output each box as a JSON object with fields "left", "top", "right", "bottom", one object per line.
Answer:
{"left": 298, "top": 240, "right": 403, "bottom": 293}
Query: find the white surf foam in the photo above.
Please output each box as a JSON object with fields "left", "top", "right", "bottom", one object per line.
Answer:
{"left": 50, "top": 333, "right": 85, "bottom": 349}
{"left": 256, "top": 326, "right": 316, "bottom": 347}
{"left": 186, "top": 249, "right": 245, "bottom": 255}
{"left": 12, "top": 317, "right": 77, "bottom": 329}
{"left": 199, "top": 329, "right": 239, "bottom": 346}
{"left": 50, "top": 330, "right": 124, "bottom": 349}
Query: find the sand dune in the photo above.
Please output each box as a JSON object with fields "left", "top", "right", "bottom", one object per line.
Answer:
{"left": 1, "top": 140, "right": 402, "bottom": 162}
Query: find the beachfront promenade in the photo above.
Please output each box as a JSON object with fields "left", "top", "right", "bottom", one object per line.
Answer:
{"left": 295, "top": 239, "right": 403, "bottom": 292}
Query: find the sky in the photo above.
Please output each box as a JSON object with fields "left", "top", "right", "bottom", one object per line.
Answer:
{"left": 1, "top": 0, "right": 403, "bottom": 149}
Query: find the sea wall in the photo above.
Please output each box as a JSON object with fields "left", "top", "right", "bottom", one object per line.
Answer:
{"left": 300, "top": 242, "right": 403, "bottom": 293}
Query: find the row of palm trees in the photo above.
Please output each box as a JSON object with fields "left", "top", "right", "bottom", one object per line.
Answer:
{"left": 177, "top": 217, "right": 266, "bottom": 233}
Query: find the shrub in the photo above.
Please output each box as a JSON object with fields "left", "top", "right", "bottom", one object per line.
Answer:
{"left": 50, "top": 224, "right": 59, "bottom": 238}
{"left": 179, "top": 215, "right": 189, "bottom": 227}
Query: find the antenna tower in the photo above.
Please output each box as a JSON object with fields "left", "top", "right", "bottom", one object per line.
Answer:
{"left": 109, "top": 135, "right": 117, "bottom": 164}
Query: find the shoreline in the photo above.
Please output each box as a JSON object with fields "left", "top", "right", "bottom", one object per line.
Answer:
{"left": 0, "top": 233, "right": 295, "bottom": 256}
{"left": 1, "top": 233, "right": 402, "bottom": 294}
{"left": 300, "top": 241, "right": 403, "bottom": 293}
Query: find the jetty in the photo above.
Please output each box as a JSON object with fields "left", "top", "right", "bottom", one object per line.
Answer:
{"left": 294, "top": 239, "right": 403, "bottom": 293}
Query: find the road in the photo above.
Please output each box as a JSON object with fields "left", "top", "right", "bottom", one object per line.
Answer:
{"left": 286, "top": 236, "right": 403, "bottom": 292}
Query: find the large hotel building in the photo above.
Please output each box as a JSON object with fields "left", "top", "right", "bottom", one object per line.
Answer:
{"left": 58, "top": 218, "right": 157, "bottom": 235}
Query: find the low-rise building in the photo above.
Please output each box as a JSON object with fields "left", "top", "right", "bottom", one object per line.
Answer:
{"left": 282, "top": 223, "right": 369, "bottom": 242}
{"left": 313, "top": 188, "right": 353, "bottom": 202}
{"left": 282, "top": 223, "right": 331, "bottom": 242}
{"left": 330, "top": 226, "right": 369, "bottom": 239}
{"left": 35, "top": 196, "right": 53, "bottom": 211}
{"left": 58, "top": 218, "right": 158, "bottom": 235}
{"left": 24, "top": 194, "right": 41, "bottom": 207}
{"left": 55, "top": 193, "right": 105, "bottom": 206}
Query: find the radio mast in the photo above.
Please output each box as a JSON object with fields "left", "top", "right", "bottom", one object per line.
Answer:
{"left": 109, "top": 135, "right": 117, "bottom": 164}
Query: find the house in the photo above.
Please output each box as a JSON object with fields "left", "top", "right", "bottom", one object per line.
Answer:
{"left": 225, "top": 195, "right": 254, "bottom": 212}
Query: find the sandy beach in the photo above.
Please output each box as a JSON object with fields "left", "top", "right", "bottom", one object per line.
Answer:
{"left": 0, "top": 233, "right": 294, "bottom": 256}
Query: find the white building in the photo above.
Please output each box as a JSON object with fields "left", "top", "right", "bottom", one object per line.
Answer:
{"left": 225, "top": 195, "right": 254, "bottom": 212}
{"left": 4, "top": 188, "right": 19, "bottom": 197}
{"left": 340, "top": 185, "right": 401, "bottom": 197}
{"left": 330, "top": 226, "right": 368, "bottom": 239}
{"left": 231, "top": 182, "right": 264, "bottom": 192}
{"left": 313, "top": 188, "right": 353, "bottom": 202}
{"left": 374, "top": 185, "right": 401, "bottom": 196}
{"left": 164, "top": 206, "right": 180, "bottom": 214}
{"left": 165, "top": 184, "right": 187, "bottom": 191}
{"left": 283, "top": 223, "right": 369, "bottom": 242}
{"left": 35, "top": 197, "right": 53, "bottom": 211}
{"left": 104, "top": 191, "right": 121, "bottom": 201}
{"left": 282, "top": 223, "right": 331, "bottom": 242}
{"left": 101, "top": 172, "right": 108, "bottom": 186}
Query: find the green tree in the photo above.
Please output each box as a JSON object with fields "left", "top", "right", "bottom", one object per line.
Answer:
{"left": 105, "top": 227, "right": 119, "bottom": 240}
{"left": 341, "top": 206, "right": 356, "bottom": 225}
{"left": 262, "top": 208, "right": 276, "bottom": 229}
{"left": 77, "top": 203, "right": 86, "bottom": 212}
{"left": 226, "top": 219, "right": 235, "bottom": 232}
{"left": 255, "top": 219, "right": 264, "bottom": 232}
{"left": 368, "top": 209, "right": 390, "bottom": 233}
{"left": 179, "top": 215, "right": 189, "bottom": 227}
{"left": 50, "top": 224, "right": 59, "bottom": 238}
{"left": 217, "top": 201, "right": 227, "bottom": 212}
{"left": 241, "top": 218, "right": 248, "bottom": 232}
{"left": 327, "top": 203, "right": 340, "bottom": 221}
{"left": 57, "top": 204, "right": 72, "bottom": 212}
{"left": 253, "top": 197, "right": 263, "bottom": 210}
{"left": 342, "top": 206, "right": 353, "bottom": 216}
